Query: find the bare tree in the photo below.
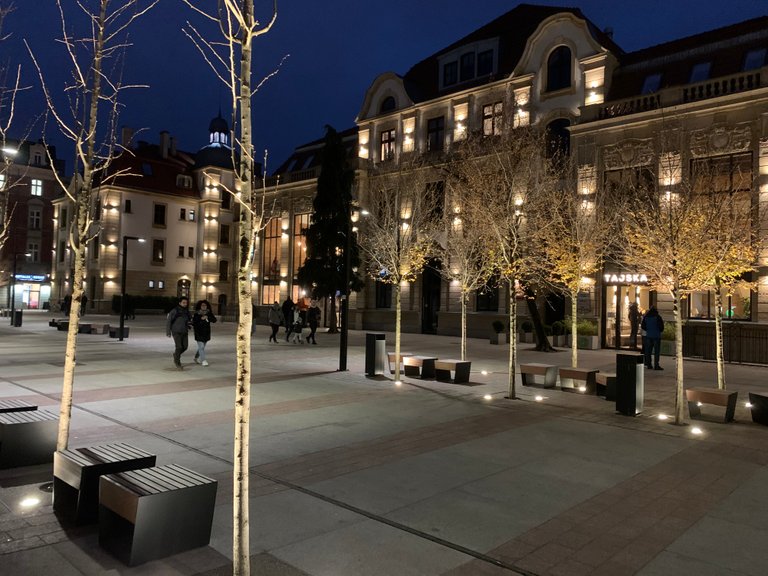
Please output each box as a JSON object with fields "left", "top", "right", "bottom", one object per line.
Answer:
{"left": 184, "top": 1, "right": 279, "bottom": 573}
{"left": 27, "top": 0, "right": 157, "bottom": 450}
{"left": 359, "top": 157, "right": 441, "bottom": 382}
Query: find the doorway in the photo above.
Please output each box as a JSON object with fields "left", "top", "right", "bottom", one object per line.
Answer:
{"left": 605, "top": 284, "right": 650, "bottom": 349}
{"left": 421, "top": 260, "right": 441, "bottom": 334}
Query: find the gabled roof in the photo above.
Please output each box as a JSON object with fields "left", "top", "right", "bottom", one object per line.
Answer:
{"left": 402, "top": 3, "right": 622, "bottom": 103}
{"left": 608, "top": 16, "right": 768, "bottom": 100}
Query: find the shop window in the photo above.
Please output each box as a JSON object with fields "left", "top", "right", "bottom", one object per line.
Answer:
{"left": 688, "top": 279, "right": 752, "bottom": 320}
{"left": 262, "top": 217, "right": 281, "bottom": 280}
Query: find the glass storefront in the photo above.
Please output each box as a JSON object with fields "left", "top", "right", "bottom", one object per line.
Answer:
{"left": 602, "top": 272, "right": 652, "bottom": 349}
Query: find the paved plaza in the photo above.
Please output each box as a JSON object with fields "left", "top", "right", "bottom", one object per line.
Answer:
{"left": 0, "top": 311, "right": 767, "bottom": 575}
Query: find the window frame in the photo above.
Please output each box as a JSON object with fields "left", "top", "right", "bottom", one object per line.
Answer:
{"left": 426, "top": 116, "right": 445, "bottom": 152}
{"left": 30, "top": 178, "right": 43, "bottom": 196}
{"left": 546, "top": 45, "right": 572, "bottom": 92}
{"left": 153, "top": 203, "right": 167, "bottom": 227}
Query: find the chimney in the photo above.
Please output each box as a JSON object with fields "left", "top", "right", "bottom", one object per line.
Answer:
{"left": 160, "top": 131, "right": 170, "bottom": 159}
{"left": 121, "top": 126, "right": 134, "bottom": 149}
{"left": 170, "top": 136, "right": 177, "bottom": 157}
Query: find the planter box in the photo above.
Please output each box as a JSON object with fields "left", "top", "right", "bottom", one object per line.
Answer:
{"left": 568, "top": 335, "right": 599, "bottom": 350}
{"left": 552, "top": 335, "right": 568, "bottom": 347}
{"left": 490, "top": 333, "right": 507, "bottom": 345}
{"left": 660, "top": 340, "right": 675, "bottom": 356}
{"left": 518, "top": 333, "right": 534, "bottom": 343}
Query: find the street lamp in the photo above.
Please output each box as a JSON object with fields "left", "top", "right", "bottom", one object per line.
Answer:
{"left": 10, "top": 252, "right": 30, "bottom": 326}
{"left": 119, "top": 236, "right": 144, "bottom": 341}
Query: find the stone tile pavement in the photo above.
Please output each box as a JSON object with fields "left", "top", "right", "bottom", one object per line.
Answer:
{"left": 0, "top": 311, "right": 767, "bottom": 575}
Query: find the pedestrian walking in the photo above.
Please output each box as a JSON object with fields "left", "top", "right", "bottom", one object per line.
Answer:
{"left": 289, "top": 305, "right": 305, "bottom": 344}
{"left": 62, "top": 294, "right": 72, "bottom": 315}
{"left": 267, "top": 301, "right": 284, "bottom": 343}
{"left": 192, "top": 300, "right": 217, "bottom": 366}
{"left": 282, "top": 296, "right": 295, "bottom": 341}
{"left": 166, "top": 297, "right": 192, "bottom": 370}
{"left": 306, "top": 300, "right": 320, "bottom": 344}
{"left": 641, "top": 305, "right": 664, "bottom": 370}
{"left": 80, "top": 294, "right": 88, "bottom": 316}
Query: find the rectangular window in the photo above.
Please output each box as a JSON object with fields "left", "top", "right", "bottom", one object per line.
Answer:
{"left": 375, "top": 281, "right": 392, "bottom": 309}
{"left": 219, "top": 223, "right": 230, "bottom": 245}
{"left": 476, "top": 284, "right": 499, "bottom": 312}
{"left": 688, "top": 279, "right": 752, "bottom": 320}
{"left": 641, "top": 73, "right": 662, "bottom": 94}
{"left": 178, "top": 245, "right": 185, "bottom": 258}
{"left": 443, "top": 61, "right": 458, "bottom": 86}
{"left": 58, "top": 241, "right": 65, "bottom": 263}
{"left": 744, "top": 48, "right": 766, "bottom": 71}
{"left": 292, "top": 213, "right": 311, "bottom": 278}
{"left": 482, "top": 102, "right": 503, "bottom": 136}
{"left": 691, "top": 152, "right": 752, "bottom": 196}
{"left": 188, "top": 209, "right": 195, "bottom": 222}
{"left": 28, "top": 209, "right": 41, "bottom": 230}
{"left": 262, "top": 284, "right": 280, "bottom": 306}
{"left": 30, "top": 179, "right": 42, "bottom": 196}
{"left": 152, "top": 239, "right": 165, "bottom": 263}
{"left": 221, "top": 192, "right": 231, "bottom": 210}
{"left": 91, "top": 236, "right": 99, "bottom": 261}
{"left": 124, "top": 199, "right": 132, "bottom": 213}
{"left": 153, "top": 203, "right": 166, "bottom": 227}
{"left": 188, "top": 246, "right": 194, "bottom": 258}
{"left": 460, "top": 52, "right": 475, "bottom": 82}
{"left": 425, "top": 181, "right": 445, "bottom": 221}
{"left": 158, "top": 280, "right": 165, "bottom": 289}
{"left": 218, "top": 259, "right": 229, "bottom": 282}
{"left": 0, "top": 174, "right": 6, "bottom": 189}
{"left": 179, "top": 208, "right": 186, "bottom": 220}
{"left": 380, "top": 129, "right": 395, "bottom": 161}
{"left": 477, "top": 49, "right": 493, "bottom": 77}
{"left": 60, "top": 208, "right": 67, "bottom": 228}
{"left": 427, "top": 116, "right": 445, "bottom": 152}
{"left": 148, "top": 280, "right": 155, "bottom": 288}
{"left": 689, "top": 62, "right": 711, "bottom": 83}
{"left": 262, "top": 217, "right": 281, "bottom": 281}
{"left": 27, "top": 242, "right": 40, "bottom": 263}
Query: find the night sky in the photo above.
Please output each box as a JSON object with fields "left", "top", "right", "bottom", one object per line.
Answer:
{"left": 4, "top": 0, "right": 767, "bottom": 174}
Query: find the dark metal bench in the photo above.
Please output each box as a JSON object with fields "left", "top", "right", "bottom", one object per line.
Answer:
{"left": 403, "top": 356, "right": 438, "bottom": 379}
{"left": 53, "top": 443, "right": 156, "bottom": 524}
{"left": 0, "top": 410, "right": 58, "bottom": 468}
{"left": 435, "top": 359, "right": 472, "bottom": 384}
{"left": 558, "top": 367, "right": 599, "bottom": 394}
{"left": 0, "top": 399, "right": 38, "bottom": 413}
{"left": 99, "top": 464, "right": 218, "bottom": 566}
{"left": 748, "top": 392, "right": 768, "bottom": 425}
{"left": 686, "top": 387, "right": 738, "bottom": 423}
{"left": 520, "top": 363, "right": 558, "bottom": 388}
{"left": 595, "top": 372, "right": 617, "bottom": 401}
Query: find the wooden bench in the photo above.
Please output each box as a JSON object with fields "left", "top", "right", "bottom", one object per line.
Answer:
{"left": 595, "top": 372, "right": 617, "bottom": 401}
{"left": 748, "top": 392, "right": 768, "bottom": 426}
{"left": 98, "top": 464, "right": 218, "bottom": 566}
{"left": 95, "top": 323, "right": 111, "bottom": 334}
{"left": 403, "top": 356, "right": 438, "bottom": 379}
{"left": 0, "top": 399, "right": 38, "bottom": 413}
{"left": 435, "top": 360, "right": 472, "bottom": 384}
{"left": 57, "top": 321, "right": 70, "bottom": 331}
{"left": 686, "top": 387, "right": 738, "bottom": 423}
{"left": 0, "top": 410, "right": 58, "bottom": 468}
{"left": 53, "top": 443, "right": 156, "bottom": 524}
{"left": 78, "top": 323, "right": 92, "bottom": 334}
{"left": 387, "top": 351, "right": 413, "bottom": 374}
{"left": 520, "top": 363, "right": 557, "bottom": 388}
{"left": 559, "top": 367, "right": 599, "bottom": 394}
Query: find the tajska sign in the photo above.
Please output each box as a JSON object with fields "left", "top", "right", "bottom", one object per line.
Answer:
{"left": 603, "top": 273, "right": 648, "bottom": 284}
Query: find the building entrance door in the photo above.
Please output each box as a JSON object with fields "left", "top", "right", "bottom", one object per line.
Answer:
{"left": 605, "top": 284, "right": 650, "bottom": 349}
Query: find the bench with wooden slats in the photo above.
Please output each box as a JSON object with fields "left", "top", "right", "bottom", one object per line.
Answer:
{"left": 0, "top": 410, "right": 58, "bottom": 468}
{"left": 595, "top": 372, "right": 617, "bottom": 401}
{"left": 686, "top": 387, "right": 738, "bottom": 423}
{"left": 403, "top": 356, "right": 438, "bottom": 379}
{"left": 98, "top": 464, "right": 218, "bottom": 566}
{"left": 558, "top": 367, "right": 599, "bottom": 394}
{"left": 53, "top": 443, "right": 156, "bottom": 524}
{"left": 0, "top": 399, "right": 38, "bottom": 413}
{"left": 387, "top": 351, "right": 413, "bottom": 374}
{"left": 435, "top": 359, "right": 472, "bottom": 384}
{"left": 520, "top": 363, "right": 558, "bottom": 388}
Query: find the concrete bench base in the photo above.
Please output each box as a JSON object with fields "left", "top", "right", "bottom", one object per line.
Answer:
{"left": 520, "top": 363, "right": 557, "bottom": 388}
{"left": 99, "top": 464, "right": 217, "bottom": 566}
{"left": 748, "top": 392, "right": 768, "bottom": 426}
{"left": 686, "top": 387, "right": 737, "bottom": 423}
{"left": 0, "top": 410, "right": 58, "bottom": 468}
{"left": 435, "top": 360, "right": 471, "bottom": 384}
{"left": 54, "top": 443, "right": 156, "bottom": 524}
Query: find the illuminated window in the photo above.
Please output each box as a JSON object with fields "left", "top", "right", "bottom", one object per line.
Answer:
{"left": 261, "top": 217, "right": 281, "bottom": 281}
{"left": 188, "top": 209, "right": 195, "bottom": 222}
{"left": 482, "top": 102, "right": 503, "bottom": 136}
{"left": 28, "top": 209, "right": 41, "bottom": 230}
{"left": 380, "top": 129, "right": 395, "bottom": 161}
{"left": 152, "top": 239, "right": 165, "bottom": 263}
{"left": 30, "top": 179, "right": 43, "bottom": 196}
{"left": 292, "top": 213, "right": 311, "bottom": 278}
{"left": 0, "top": 174, "right": 5, "bottom": 189}
{"left": 148, "top": 280, "right": 155, "bottom": 288}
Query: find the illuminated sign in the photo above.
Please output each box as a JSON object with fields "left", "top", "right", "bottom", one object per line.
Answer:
{"left": 15, "top": 274, "right": 47, "bottom": 282}
{"left": 603, "top": 273, "right": 648, "bottom": 284}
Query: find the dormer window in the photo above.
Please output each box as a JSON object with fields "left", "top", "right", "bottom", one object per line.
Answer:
{"left": 641, "top": 73, "right": 662, "bottom": 94}
{"left": 438, "top": 40, "right": 498, "bottom": 90}
{"left": 444, "top": 61, "right": 458, "bottom": 86}
{"left": 176, "top": 174, "right": 193, "bottom": 189}
{"left": 460, "top": 53, "right": 475, "bottom": 82}
{"left": 477, "top": 49, "right": 493, "bottom": 77}
{"left": 546, "top": 46, "right": 572, "bottom": 92}
{"left": 689, "top": 62, "right": 711, "bottom": 83}
{"left": 380, "top": 96, "right": 396, "bottom": 114}
{"left": 744, "top": 48, "right": 766, "bottom": 71}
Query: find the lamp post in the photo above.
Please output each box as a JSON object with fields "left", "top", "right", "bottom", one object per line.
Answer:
{"left": 119, "top": 236, "right": 143, "bottom": 341}
{"left": 10, "top": 252, "right": 30, "bottom": 326}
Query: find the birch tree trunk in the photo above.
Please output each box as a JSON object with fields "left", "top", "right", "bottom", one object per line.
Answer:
{"left": 673, "top": 285, "right": 686, "bottom": 425}
{"left": 460, "top": 292, "right": 467, "bottom": 361}
{"left": 570, "top": 291, "right": 578, "bottom": 368}
{"left": 394, "top": 282, "right": 402, "bottom": 382}
{"left": 714, "top": 279, "right": 725, "bottom": 390}
{"left": 507, "top": 280, "right": 517, "bottom": 399}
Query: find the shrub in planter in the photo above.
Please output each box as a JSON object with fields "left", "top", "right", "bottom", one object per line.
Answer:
{"left": 551, "top": 321, "right": 566, "bottom": 346}
{"left": 519, "top": 319, "right": 534, "bottom": 343}
{"left": 568, "top": 319, "right": 599, "bottom": 349}
{"left": 490, "top": 320, "right": 506, "bottom": 345}
{"left": 660, "top": 322, "right": 676, "bottom": 355}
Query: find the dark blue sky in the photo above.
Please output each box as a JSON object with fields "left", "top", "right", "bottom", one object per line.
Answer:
{"left": 5, "top": 1, "right": 767, "bottom": 174}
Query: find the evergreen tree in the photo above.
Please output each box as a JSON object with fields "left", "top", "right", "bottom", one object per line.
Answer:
{"left": 297, "top": 126, "right": 362, "bottom": 332}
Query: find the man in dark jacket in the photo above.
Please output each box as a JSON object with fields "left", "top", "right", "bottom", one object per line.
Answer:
{"left": 641, "top": 306, "right": 664, "bottom": 370}
{"left": 166, "top": 297, "right": 192, "bottom": 369}
{"left": 281, "top": 296, "right": 294, "bottom": 341}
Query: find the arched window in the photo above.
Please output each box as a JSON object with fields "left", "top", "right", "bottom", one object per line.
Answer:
{"left": 546, "top": 119, "right": 571, "bottom": 159}
{"left": 380, "top": 96, "right": 396, "bottom": 114}
{"left": 546, "top": 46, "right": 572, "bottom": 92}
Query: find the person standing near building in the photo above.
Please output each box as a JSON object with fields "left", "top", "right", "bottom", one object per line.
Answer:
{"left": 641, "top": 305, "right": 664, "bottom": 370}
{"left": 192, "top": 300, "right": 217, "bottom": 366}
{"left": 166, "top": 297, "right": 192, "bottom": 370}
{"left": 282, "top": 296, "right": 295, "bottom": 341}
{"left": 267, "top": 301, "right": 284, "bottom": 343}
{"left": 306, "top": 300, "right": 320, "bottom": 344}
{"left": 628, "top": 302, "right": 642, "bottom": 350}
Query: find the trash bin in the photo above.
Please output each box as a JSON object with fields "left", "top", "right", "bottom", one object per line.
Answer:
{"left": 365, "top": 333, "right": 386, "bottom": 376}
{"left": 12, "top": 310, "right": 22, "bottom": 327}
{"left": 615, "top": 353, "right": 644, "bottom": 416}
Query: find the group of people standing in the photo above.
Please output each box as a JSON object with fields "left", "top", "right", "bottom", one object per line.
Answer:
{"left": 268, "top": 297, "right": 320, "bottom": 344}
{"left": 628, "top": 302, "right": 665, "bottom": 371}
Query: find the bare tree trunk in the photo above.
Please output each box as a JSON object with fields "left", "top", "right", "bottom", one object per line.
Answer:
{"left": 525, "top": 286, "right": 554, "bottom": 352}
{"left": 460, "top": 292, "right": 467, "bottom": 361}
{"left": 394, "top": 282, "right": 402, "bottom": 382}
{"left": 673, "top": 286, "right": 686, "bottom": 425}
{"left": 570, "top": 291, "right": 578, "bottom": 368}
{"left": 507, "top": 280, "right": 517, "bottom": 399}
{"left": 714, "top": 279, "right": 725, "bottom": 390}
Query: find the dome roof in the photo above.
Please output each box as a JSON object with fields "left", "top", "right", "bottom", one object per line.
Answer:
{"left": 209, "top": 114, "right": 228, "bottom": 134}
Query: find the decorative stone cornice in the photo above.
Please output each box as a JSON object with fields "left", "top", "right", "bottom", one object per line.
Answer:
{"left": 602, "top": 139, "right": 654, "bottom": 170}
